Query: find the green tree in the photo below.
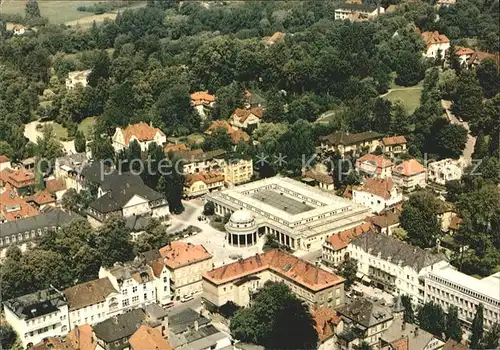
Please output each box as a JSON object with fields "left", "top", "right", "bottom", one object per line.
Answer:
{"left": 476, "top": 59, "right": 500, "bottom": 98}
{"left": 0, "top": 325, "right": 17, "bottom": 350}
{"left": 277, "top": 119, "right": 315, "bottom": 174}
{"left": 400, "top": 191, "right": 441, "bottom": 248}
{"left": 359, "top": 342, "right": 372, "bottom": 350}
{"left": 436, "top": 123, "right": 468, "bottom": 159}
{"left": 451, "top": 70, "right": 483, "bottom": 122}
{"left": 158, "top": 154, "right": 185, "bottom": 214}
{"left": 417, "top": 301, "right": 445, "bottom": 338}
{"left": 133, "top": 218, "right": 169, "bottom": 254}
{"left": 90, "top": 129, "right": 114, "bottom": 161}
{"left": 74, "top": 130, "right": 86, "bottom": 153}
{"left": 337, "top": 257, "right": 357, "bottom": 290}
{"left": 401, "top": 295, "right": 415, "bottom": 324}
{"left": 483, "top": 322, "right": 500, "bottom": 349}
{"left": 395, "top": 51, "right": 425, "bottom": 86}
{"left": 36, "top": 125, "right": 64, "bottom": 166}
{"left": 263, "top": 93, "right": 285, "bottom": 123}
{"left": 469, "top": 303, "right": 484, "bottom": 349}
{"left": 372, "top": 98, "right": 392, "bottom": 134}
{"left": 447, "top": 43, "right": 461, "bottom": 73}
{"left": 87, "top": 50, "right": 111, "bottom": 87}
{"left": 390, "top": 102, "right": 412, "bottom": 136}
{"left": 96, "top": 216, "right": 134, "bottom": 267}
{"left": 203, "top": 201, "right": 215, "bottom": 216}
{"left": 212, "top": 83, "right": 244, "bottom": 120}
{"left": 25, "top": 0, "right": 41, "bottom": 20}
{"left": 0, "top": 141, "right": 14, "bottom": 158}
{"left": 445, "top": 305, "right": 462, "bottom": 342}
{"left": 202, "top": 127, "right": 234, "bottom": 152}
{"left": 230, "top": 282, "right": 318, "bottom": 349}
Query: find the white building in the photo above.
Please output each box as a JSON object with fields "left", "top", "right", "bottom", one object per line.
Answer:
{"left": 421, "top": 31, "right": 450, "bottom": 59}
{"left": 190, "top": 91, "right": 216, "bottom": 120}
{"left": 425, "top": 265, "right": 500, "bottom": 330}
{"left": 347, "top": 231, "right": 448, "bottom": 305}
{"left": 65, "top": 70, "right": 91, "bottom": 90}
{"left": 112, "top": 122, "right": 166, "bottom": 153}
{"left": 334, "top": 3, "right": 384, "bottom": 20}
{"left": 206, "top": 176, "right": 370, "bottom": 252}
{"left": 146, "top": 258, "right": 173, "bottom": 306}
{"left": 99, "top": 262, "right": 157, "bottom": 312}
{"left": 230, "top": 107, "right": 264, "bottom": 130}
{"left": 3, "top": 287, "right": 70, "bottom": 348}
{"left": 225, "top": 210, "right": 259, "bottom": 247}
{"left": 392, "top": 159, "right": 427, "bottom": 192}
{"left": 352, "top": 178, "right": 403, "bottom": 214}
{"left": 0, "top": 155, "right": 11, "bottom": 171}
{"left": 63, "top": 277, "right": 121, "bottom": 328}
{"left": 355, "top": 154, "right": 393, "bottom": 178}
{"left": 427, "top": 158, "right": 463, "bottom": 186}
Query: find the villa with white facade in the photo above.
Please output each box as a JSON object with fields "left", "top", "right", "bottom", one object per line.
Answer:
{"left": 112, "top": 122, "right": 166, "bottom": 153}
{"left": 352, "top": 178, "right": 403, "bottom": 214}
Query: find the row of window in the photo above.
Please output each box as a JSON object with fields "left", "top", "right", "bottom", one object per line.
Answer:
{"left": 428, "top": 276, "right": 500, "bottom": 307}
{"left": 0, "top": 227, "right": 55, "bottom": 246}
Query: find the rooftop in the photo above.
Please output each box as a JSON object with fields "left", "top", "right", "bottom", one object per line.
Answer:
{"left": 168, "top": 308, "right": 211, "bottom": 334}
{"left": 66, "top": 324, "right": 96, "bottom": 350}
{"left": 46, "top": 178, "right": 67, "bottom": 193}
{"left": 421, "top": 31, "right": 450, "bottom": 47}
{"left": 320, "top": 131, "right": 382, "bottom": 146}
{"left": 159, "top": 241, "right": 212, "bottom": 269}
{"left": 325, "top": 222, "right": 372, "bottom": 250}
{"left": 93, "top": 309, "right": 146, "bottom": 343}
{"left": 119, "top": 122, "right": 165, "bottom": 146}
{"left": 185, "top": 172, "right": 224, "bottom": 187}
{"left": 356, "top": 177, "right": 397, "bottom": 200}
{"left": 369, "top": 211, "right": 400, "bottom": 228}
{"left": 3, "top": 287, "right": 67, "bottom": 320}
{"left": 356, "top": 153, "right": 393, "bottom": 172}
{"left": 232, "top": 107, "right": 264, "bottom": 123}
{"left": 106, "top": 262, "right": 155, "bottom": 284}
{"left": 351, "top": 231, "right": 446, "bottom": 272}
{"left": 0, "top": 186, "right": 39, "bottom": 221}
{"left": 190, "top": 91, "right": 216, "bottom": 106}
{"left": 204, "top": 249, "right": 345, "bottom": 292}
{"left": 63, "top": 278, "right": 118, "bottom": 311}
{"left": 337, "top": 297, "right": 393, "bottom": 328}
{"left": 382, "top": 317, "right": 440, "bottom": 350}
{"left": 392, "top": 159, "right": 425, "bottom": 176}
{"left": 382, "top": 136, "right": 407, "bottom": 146}
{"left": 129, "top": 325, "right": 173, "bottom": 350}
{"left": 313, "top": 307, "right": 341, "bottom": 343}
{"left": 336, "top": 2, "right": 379, "bottom": 11}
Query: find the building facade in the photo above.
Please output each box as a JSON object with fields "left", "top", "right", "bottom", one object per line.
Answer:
{"left": 319, "top": 131, "right": 382, "bottom": 157}
{"left": 392, "top": 159, "right": 426, "bottom": 192}
{"left": 355, "top": 154, "right": 393, "bottom": 178}
{"left": 427, "top": 158, "right": 464, "bottom": 186}
{"left": 183, "top": 172, "right": 225, "bottom": 198}
{"left": 421, "top": 31, "right": 450, "bottom": 59}
{"left": 112, "top": 122, "right": 166, "bottom": 153}
{"left": 352, "top": 178, "right": 403, "bottom": 214}
{"left": 322, "top": 222, "right": 372, "bottom": 267}
{"left": 382, "top": 136, "right": 407, "bottom": 158}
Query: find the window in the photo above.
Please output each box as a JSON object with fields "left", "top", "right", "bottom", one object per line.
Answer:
{"left": 144, "top": 293, "right": 148, "bottom": 300}
{"left": 122, "top": 299, "right": 130, "bottom": 307}
{"left": 132, "top": 296, "right": 139, "bottom": 303}
{"left": 122, "top": 289, "right": 128, "bottom": 296}
{"left": 132, "top": 286, "right": 138, "bottom": 293}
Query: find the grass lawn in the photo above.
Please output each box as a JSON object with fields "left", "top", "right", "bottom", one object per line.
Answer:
{"left": 77, "top": 116, "right": 97, "bottom": 138}
{"left": 51, "top": 122, "right": 69, "bottom": 140}
{"left": 384, "top": 85, "right": 423, "bottom": 114}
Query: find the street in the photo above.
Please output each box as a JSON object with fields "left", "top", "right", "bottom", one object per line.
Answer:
{"left": 441, "top": 100, "right": 476, "bottom": 165}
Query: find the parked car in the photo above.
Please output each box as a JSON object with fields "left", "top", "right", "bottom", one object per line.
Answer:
{"left": 163, "top": 301, "right": 175, "bottom": 308}
{"left": 181, "top": 294, "right": 194, "bottom": 303}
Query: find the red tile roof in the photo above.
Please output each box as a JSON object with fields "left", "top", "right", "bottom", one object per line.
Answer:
{"left": 449, "top": 216, "right": 462, "bottom": 231}
{"left": 264, "top": 31, "right": 285, "bottom": 45}
{"left": 421, "top": 31, "right": 449, "bottom": 47}
{"left": 455, "top": 46, "right": 474, "bottom": 56}
{"left": 392, "top": 159, "right": 425, "bottom": 176}
{"left": 185, "top": 172, "right": 224, "bottom": 187}
{"left": 130, "top": 325, "right": 173, "bottom": 350}
{"left": 0, "top": 187, "right": 39, "bottom": 221}
{"left": 67, "top": 324, "right": 96, "bottom": 350}
{"left": 159, "top": 241, "right": 212, "bottom": 269}
{"left": 190, "top": 91, "right": 216, "bottom": 106}
{"left": 27, "top": 190, "right": 56, "bottom": 205}
{"left": 147, "top": 258, "right": 165, "bottom": 278}
{"left": 230, "top": 129, "right": 250, "bottom": 144}
{"left": 313, "top": 307, "right": 341, "bottom": 343}
{"left": 326, "top": 222, "right": 372, "bottom": 250}
{"left": 204, "top": 121, "right": 249, "bottom": 144}
{"left": 358, "top": 177, "right": 396, "bottom": 200}
{"left": 232, "top": 107, "right": 264, "bottom": 123}
{"left": 122, "top": 122, "right": 165, "bottom": 146}
{"left": 204, "top": 249, "right": 344, "bottom": 292}
{"left": 6, "top": 168, "right": 35, "bottom": 187}
{"left": 369, "top": 211, "right": 400, "bottom": 228}
{"left": 392, "top": 337, "right": 409, "bottom": 350}
{"left": 164, "top": 143, "right": 188, "bottom": 154}
{"left": 45, "top": 178, "right": 67, "bottom": 193}
{"left": 356, "top": 154, "right": 392, "bottom": 174}
{"left": 0, "top": 155, "right": 9, "bottom": 163}
{"left": 382, "top": 136, "right": 407, "bottom": 146}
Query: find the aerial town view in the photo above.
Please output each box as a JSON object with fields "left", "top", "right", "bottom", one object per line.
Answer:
{"left": 0, "top": 0, "right": 498, "bottom": 349}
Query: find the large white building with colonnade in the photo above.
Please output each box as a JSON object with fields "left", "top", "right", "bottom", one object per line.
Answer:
{"left": 206, "top": 176, "right": 370, "bottom": 252}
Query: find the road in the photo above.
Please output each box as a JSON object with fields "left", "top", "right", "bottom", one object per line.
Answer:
{"left": 441, "top": 100, "right": 476, "bottom": 165}
{"left": 24, "top": 120, "right": 76, "bottom": 155}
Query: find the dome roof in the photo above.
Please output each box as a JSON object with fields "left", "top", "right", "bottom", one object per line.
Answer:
{"left": 230, "top": 209, "right": 254, "bottom": 224}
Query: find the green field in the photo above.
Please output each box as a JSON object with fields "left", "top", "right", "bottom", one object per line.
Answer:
{"left": 77, "top": 116, "right": 97, "bottom": 138}
{"left": 384, "top": 85, "right": 423, "bottom": 114}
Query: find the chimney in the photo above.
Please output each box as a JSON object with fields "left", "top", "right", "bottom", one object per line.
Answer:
{"left": 194, "top": 320, "right": 199, "bottom": 331}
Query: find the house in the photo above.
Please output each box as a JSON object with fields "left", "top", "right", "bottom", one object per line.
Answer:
{"left": 25, "top": 190, "right": 56, "bottom": 210}
{"left": 336, "top": 298, "right": 394, "bottom": 348}
{"left": 3, "top": 287, "right": 70, "bottom": 348}
{"left": 380, "top": 316, "right": 445, "bottom": 350}
{"left": 164, "top": 143, "right": 188, "bottom": 154}
{"left": 202, "top": 249, "right": 345, "bottom": 311}
{"left": 20, "top": 156, "right": 37, "bottom": 170}
{"left": 0, "top": 207, "right": 81, "bottom": 258}
{"left": 3, "top": 168, "right": 35, "bottom": 191}
{"left": 392, "top": 159, "right": 426, "bottom": 192}
{"left": 347, "top": 231, "right": 448, "bottom": 304}
{"left": 467, "top": 51, "right": 500, "bottom": 68}
{"left": 129, "top": 325, "right": 173, "bottom": 350}
{"left": 454, "top": 46, "right": 475, "bottom": 66}
{"left": 263, "top": 31, "right": 285, "bottom": 45}
{"left": 66, "top": 70, "right": 92, "bottom": 90}
{"left": 184, "top": 172, "right": 225, "bottom": 198}
{"left": 45, "top": 178, "right": 68, "bottom": 202}
{"left": 174, "top": 149, "right": 227, "bottom": 175}
{"left": 368, "top": 211, "right": 400, "bottom": 235}
{"left": 158, "top": 241, "right": 213, "bottom": 300}
{"left": 190, "top": 91, "right": 216, "bottom": 120}
{"left": 382, "top": 136, "right": 407, "bottom": 157}
{"left": 98, "top": 262, "right": 157, "bottom": 312}
{"left": 352, "top": 178, "right": 403, "bottom": 214}
{"left": 12, "top": 24, "right": 26, "bottom": 35}
{"left": 0, "top": 155, "right": 11, "bottom": 171}
{"left": 112, "top": 122, "right": 166, "bottom": 153}
{"left": 168, "top": 308, "right": 231, "bottom": 350}
{"left": 92, "top": 307, "right": 168, "bottom": 350}
{"left": 31, "top": 324, "right": 96, "bottom": 350}
{"left": 319, "top": 131, "right": 382, "bottom": 156}
{"left": 64, "top": 278, "right": 120, "bottom": 328}
{"left": 437, "top": 200, "right": 457, "bottom": 231}
{"left": 54, "top": 153, "right": 88, "bottom": 192}
{"left": 231, "top": 107, "right": 264, "bottom": 130}
{"left": 355, "top": 154, "right": 393, "bottom": 178}
{"left": 204, "top": 120, "right": 250, "bottom": 145}
{"left": 244, "top": 89, "right": 266, "bottom": 109}
{"left": 313, "top": 307, "right": 343, "bottom": 350}
{"left": 301, "top": 170, "right": 335, "bottom": 191}
{"left": 443, "top": 339, "right": 469, "bottom": 350}
{"left": 86, "top": 172, "right": 169, "bottom": 227}
{"left": 334, "top": 3, "right": 384, "bottom": 21}
{"left": 421, "top": 31, "right": 450, "bottom": 59}
{"left": 322, "top": 222, "right": 372, "bottom": 267}
{"left": 436, "top": 0, "right": 456, "bottom": 7}
{"left": 144, "top": 257, "right": 173, "bottom": 306}
{"left": 427, "top": 158, "right": 463, "bottom": 186}
{"left": 0, "top": 185, "right": 39, "bottom": 222}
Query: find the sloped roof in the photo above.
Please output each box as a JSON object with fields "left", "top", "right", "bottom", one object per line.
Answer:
{"left": 421, "top": 31, "right": 450, "bottom": 47}
{"left": 159, "top": 241, "right": 212, "bottom": 269}
{"left": 393, "top": 159, "right": 425, "bottom": 176}
{"left": 164, "top": 143, "right": 188, "bottom": 154}
{"left": 185, "top": 172, "right": 224, "bottom": 187}
{"left": 350, "top": 231, "right": 446, "bottom": 272}
{"left": 369, "top": 211, "right": 400, "bottom": 228}
{"left": 0, "top": 187, "right": 40, "bottom": 221}
{"left": 64, "top": 278, "right": 118, "bottom": 311}
{"left": 356, "top": 154, "right": 393, "bottom": 172}
{"left": 190, "top": 91, "right": 216, "bottom": 106}
{"left": 357, "top": 177, "right": 396, "bottom": 200}
{"left": 326, "top": 222, "right": 372, "bottom": 250}
{"left": 129, "top": 325, "right": 173, "bottom": 350}
{"left": 232, "top": 108, "right": 264, "bottom": 123}
{"left": 121, "top": 122, "right": 165, "bottom": 145}
{"left": 93, "top": 309, "right": 146, "bottom": 343}
{"left": 263, "top": 31, "right": 285, "bottom": 45}
{"left": 319, "top": 131, "right": 382, "bottom": 146}
{"left": 66, "top": 324, "right": 96, "bottom": 350}
{"left": 382, "top": 136, "right": 407, "bottom": 146}
{"left": 313, "top": 307, "right": 341, "bottom": 343}
{"left": 337, "top": 297, "right": 393, "bottom": 328}
{"left": 303, "top": 170, "right": 334, "bottom": 185}
{"left": 455, "top": 46, "right": 474, "bottom": 56}
{"left": 26, "top": 190, "right": 56, "bottom": 205}
{"left": 0, "top": 155, "right": 9, "bottom": 163}
{"left": 204, "top": 249, "right": 344, "bottom": 292}
{"left": 46, "top": 178, "right": 67, "bottom": 193}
